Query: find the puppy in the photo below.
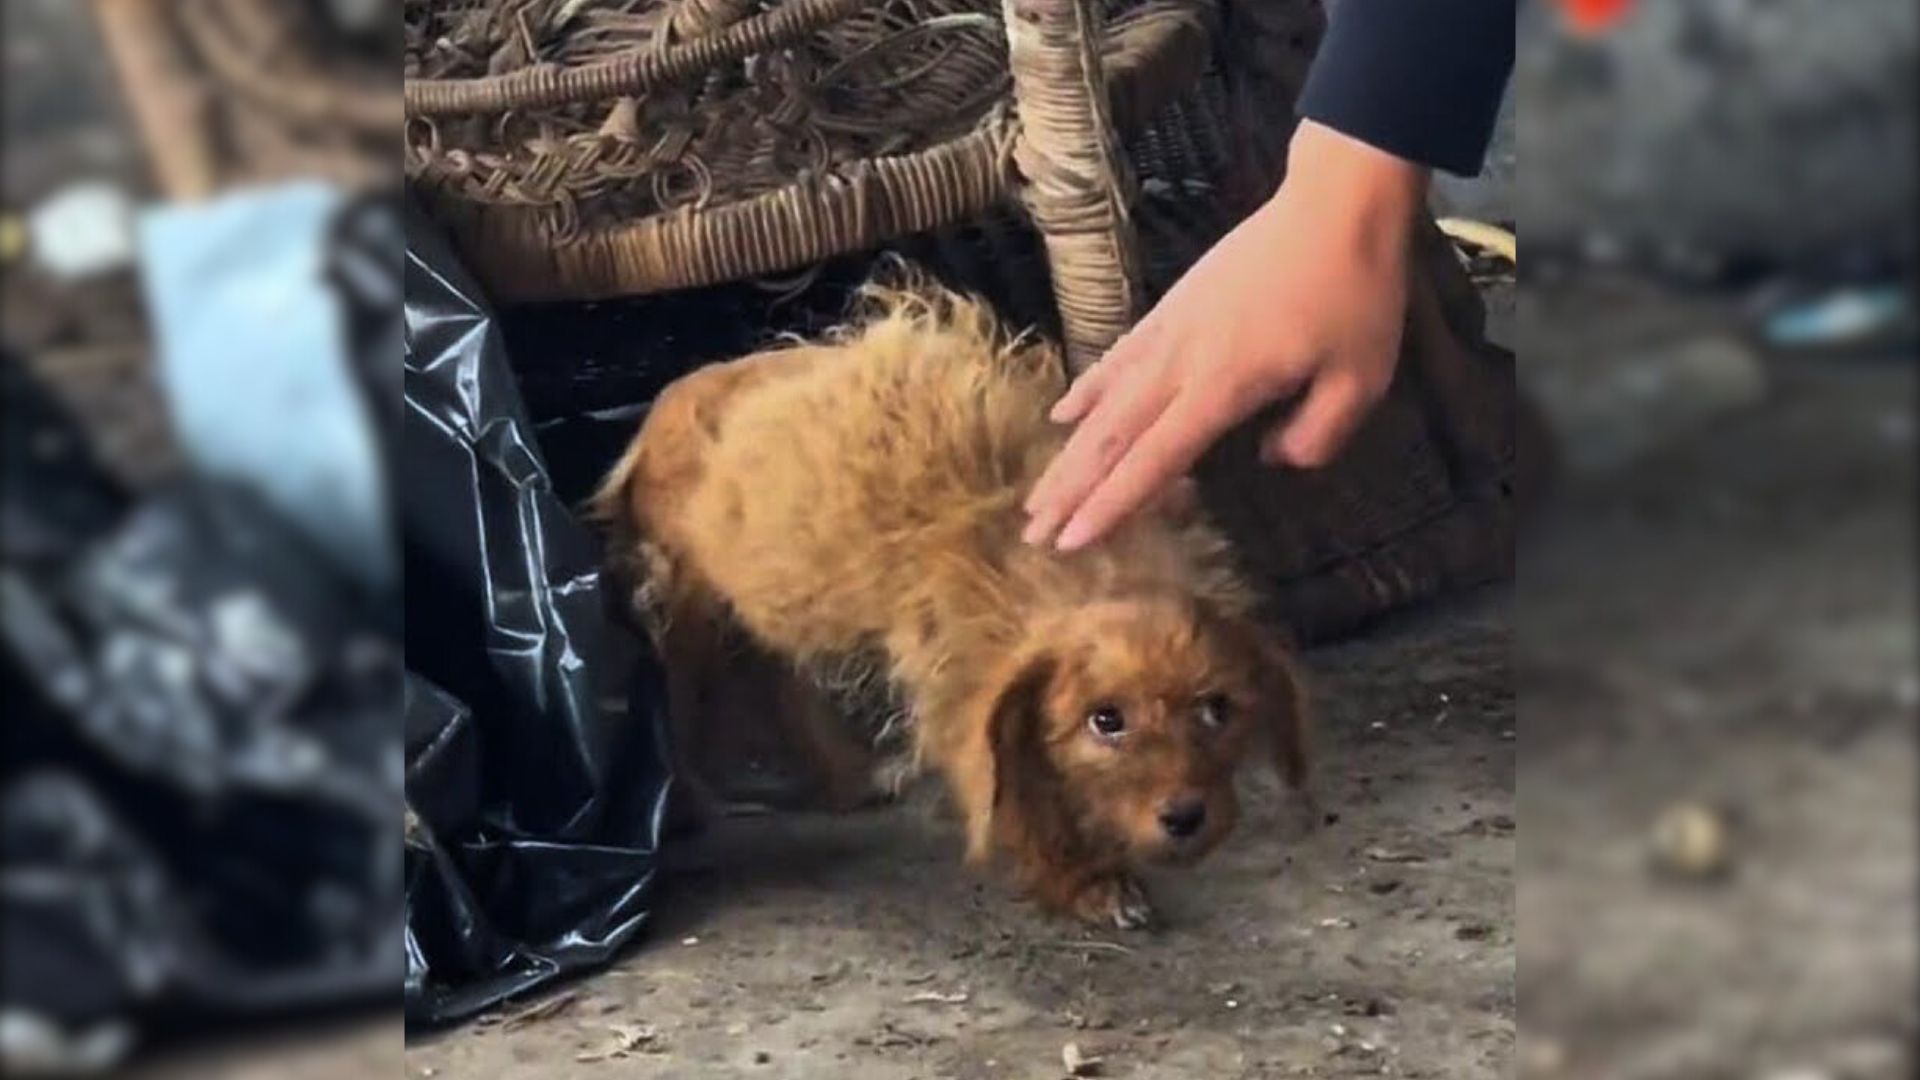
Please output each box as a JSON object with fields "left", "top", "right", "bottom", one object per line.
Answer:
{"left": 592, "top": 279, "right": 1310, "bottom": 928}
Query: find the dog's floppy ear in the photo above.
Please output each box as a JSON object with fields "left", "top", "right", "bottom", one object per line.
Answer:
{"left": 1258, "top": 641, "right": 1312, "bottom": 793}
{"left": 1210, "top": 611, "right": 1312, "bottom": 793}
{"left": 959, "top": 651, "right": 1070, "bottom": 866}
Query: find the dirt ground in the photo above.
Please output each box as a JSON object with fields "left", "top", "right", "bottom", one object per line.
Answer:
{"left": 402, "top": 277, "right": 1917, "bottom": 1080}
{"left": 1513, "top": 283, "right": 1916, "bottom": 1080}
{"left": 404, "top": 586, "right": 1515, "bottom": 1080}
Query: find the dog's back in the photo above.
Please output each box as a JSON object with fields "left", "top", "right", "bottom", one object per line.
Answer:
{"left": 596, "top": 287, "right": 1067, "bottom": 662}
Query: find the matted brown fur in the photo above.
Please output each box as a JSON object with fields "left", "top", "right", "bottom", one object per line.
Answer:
{"left": 592, "top": 278, "right": 1310, "bottom": 928}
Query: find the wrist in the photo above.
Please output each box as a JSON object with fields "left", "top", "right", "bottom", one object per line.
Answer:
{"left": 1276, "top": 119, "right": 1428, "bottom": 261}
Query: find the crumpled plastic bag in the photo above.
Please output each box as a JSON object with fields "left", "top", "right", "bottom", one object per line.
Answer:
{"left": 1, "top": 351, "right": 403, "bottom": 1068}
{"left": 401, "top": 201, "right": 674, "bottom": 1026}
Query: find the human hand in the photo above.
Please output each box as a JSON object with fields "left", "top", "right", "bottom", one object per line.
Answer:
{"left": 1022, "top": 119, "right": 1427, "bottom": 552}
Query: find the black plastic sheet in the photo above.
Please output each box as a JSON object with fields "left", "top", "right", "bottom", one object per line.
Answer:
{"left": 401, "top": 203, "right": 675, "bottom": 1026}
{"left": 0, "top": 352, "right": 404, "bottom": 1056}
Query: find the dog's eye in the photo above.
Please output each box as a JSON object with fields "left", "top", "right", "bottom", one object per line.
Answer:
{"left": 1087, "top": 706, "right": 1126, "bottom": 738}
{"left": 1197, "top": 694, "right": 1232, "bottom": 729}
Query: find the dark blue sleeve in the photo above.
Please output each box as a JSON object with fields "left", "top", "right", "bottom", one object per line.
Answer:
{"left": 1296, "top": 0, "right": 1517, "bottom": 177}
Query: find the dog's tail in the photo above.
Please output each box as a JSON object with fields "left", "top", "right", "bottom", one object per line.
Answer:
{"left": 585, "top": 410, "right": 674, "bottom": 637}
{"left": 586, "top": 415, "right": 649, "bottom": 536}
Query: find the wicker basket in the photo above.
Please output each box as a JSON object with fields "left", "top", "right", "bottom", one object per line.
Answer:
{"left": 95, "top": 0, "right": 1517, "bottom": 642}
{"left": 402, "top": 0, "right": 1264, "bottom": 370}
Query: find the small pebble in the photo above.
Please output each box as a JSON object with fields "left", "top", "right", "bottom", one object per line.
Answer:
{"left": 1649, "top": 801, "right": 1733, "bottom": 880}
{"left": 753, "top": 1050, "right": 771, "bottom": 1065}
{"left": 1061, "top": 1040, "right": 1102, "bottom": 1076}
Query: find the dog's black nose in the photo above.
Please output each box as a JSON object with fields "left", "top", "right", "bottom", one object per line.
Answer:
{"left": 1158, "top": 798, "right": 1207, "bottom": 839}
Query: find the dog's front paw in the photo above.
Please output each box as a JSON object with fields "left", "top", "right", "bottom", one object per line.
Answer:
{"left": 1071, "top": 872, "right": 1156, "bottom": 931}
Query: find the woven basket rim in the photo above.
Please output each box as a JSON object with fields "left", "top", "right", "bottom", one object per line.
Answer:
{"left": 409, "top": 0, "right": 1215, "bottom": 301}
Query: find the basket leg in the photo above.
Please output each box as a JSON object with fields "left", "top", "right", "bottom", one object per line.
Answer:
{"left": 1003, "top": 0, "right": 1143, "bottom": 374}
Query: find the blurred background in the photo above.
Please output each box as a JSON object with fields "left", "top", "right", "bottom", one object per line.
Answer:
{"left": 3, "top": 1, "right": 401, "bottom": 1077}
{"left": 1507, "top": 2, "right": 1916, "bottom": 1079}
{"left": 1, "top": 0, "right": 1914, "bottom": 1077}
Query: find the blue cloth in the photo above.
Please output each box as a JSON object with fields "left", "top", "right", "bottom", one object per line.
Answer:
{"left": 138, "top": 182, "right": 394, "bottom": 597}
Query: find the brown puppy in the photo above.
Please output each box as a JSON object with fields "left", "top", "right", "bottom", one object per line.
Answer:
{"left": 593, "top": 280, "right": 1310, "bottom": 928}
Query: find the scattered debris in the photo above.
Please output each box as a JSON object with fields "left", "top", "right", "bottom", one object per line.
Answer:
{"left": 1437, "top": 217, "right": 1518, "bottom": 265}
{"left": 1364, "top": 846, "right": 1429, "bottom": 864}
{"left": 1318, "top": 917, "right": 1357, "bottom": 930}
{"left": 502, "top": 991, "right": 579, "bottom": 1029}
{"left": 861, "top": 1020, "right": 940, "bottom": 1050}
{"left": 1649, "top": 801, "right": 1735, "bottom": 880}
{"left": 611, "top": 1024, "right": 659, "bottom": 1052}
{"left": 1032, "top": 939, "right": 1135, "bottom": 956}
{"left": 904, "top": 990, "right": 970, "bottom": 1005}
{"left": 1760, "top": 284, "right": 1914, "bottom": 351}
{"left": 1453, "top": 922, "right": 1496, "bottom": 942}
{"left": 681, "top": 936, "right": 701, "bottom": 946}
{"left": 573, "top": 1022, "right": 663, "bottom": 1062}
{"left": 752, "top": 1050, "right": 772, "bottom": 1065}
{"left": 1062, "top": 1040, "right": 1103, "bottom": 1077}
{"left": 27, "top": 181, "right": 136, "bottom": 280}
{"left": 1342, "top": 997, "right": 1395, "bottom": 1018}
